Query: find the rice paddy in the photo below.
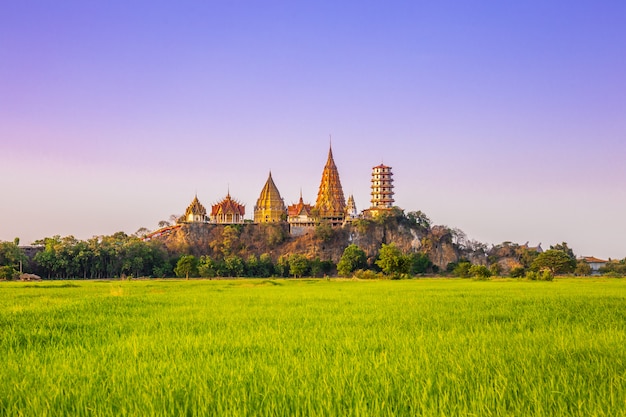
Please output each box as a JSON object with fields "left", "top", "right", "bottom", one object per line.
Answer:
{"left": 1, "top": 278, "right": 625, "bottom": 416}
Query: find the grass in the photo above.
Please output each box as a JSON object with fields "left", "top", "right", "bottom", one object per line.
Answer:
{"left": 1, "top": 278, "right": 626, "bottom": 416}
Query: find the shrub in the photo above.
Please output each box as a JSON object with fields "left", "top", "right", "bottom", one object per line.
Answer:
{"left": 525, "top": 269, "right": 554, "bottom": 281}
{"left": 452, "top": 262, "right": 472, "bottom": 278}
{"left": 353, "top": 269, "right": 384, "bottom": 280}
{"left": 469, "top": 264, "right": 492, "bottom": 280}
{"left": 510, "top": 266, "right": 526, "bottom": 278}
{"left": 0, "top": 266, "right": 18, "bottom": 281}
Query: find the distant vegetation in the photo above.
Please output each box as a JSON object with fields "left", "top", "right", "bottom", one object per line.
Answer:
{"left": 0, "top": 211, "right": 621, "bottom": 280}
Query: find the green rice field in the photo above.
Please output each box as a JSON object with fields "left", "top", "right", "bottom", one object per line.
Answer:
{"left": 1, "top": 278, "right": 626, "bottom": 416}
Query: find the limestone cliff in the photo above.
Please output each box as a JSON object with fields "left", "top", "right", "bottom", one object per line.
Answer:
{"left": 155, "top": 215, "right": 461, "bottom": 270}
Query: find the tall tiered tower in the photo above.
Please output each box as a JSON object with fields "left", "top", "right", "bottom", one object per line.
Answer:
{"left": 315, "top": 146, "right": 346, "bottom": 225}
{"left": 369, "top": 164, "right": 394, "bottom": 214}
{"left": 254, "top": 172, "right": 287, "bottom": 223}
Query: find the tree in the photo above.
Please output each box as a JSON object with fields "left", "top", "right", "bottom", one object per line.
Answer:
{"left": 337, "top": 244, "right": 367, "bottom": 277}
{"left": 198, "top": 255, "right": 216, "bottom": 278}
{"left": 550, "top": 242, "right": 576, "bottom": 262}
{"left": 224, "top": 255, "right": 245, "bottom": 277}
{"left": 452, "top": 261, "right": 472, "bottom": 278}
{"left": 575, "top": 260, "right": 592, "bottom": 276}
{"left": 258, "top": 253, "right": 274, "bottom": 277}
{"left": 314, "top": 222, "right": 334, "bottom": 242}
{"left": 288, "top": 254, "right": 309, "bottom": 278}
{"left": 406, "top": 211, "right": 431, "bottom": 229}
{"left": 407, "top": 252, "right": 432, "bottom": 274}
{"left": 376, "top": 243, "right": 409, "bottom": 276}
{"left": 245, "top": 254, "right": 259, "bottom": 277}
{"left": 531, "top": 249, "right": 575, "bottom": 275}
{"left": 174, "top": 255, "right": 198, "bottom": 279}
{"left": 469, "top": 264, "right": 492, "bottom": 279}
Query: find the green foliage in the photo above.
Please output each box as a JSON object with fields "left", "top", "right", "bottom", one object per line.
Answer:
{"left": 353, "top": 269, "right": 385, "bottom": 280}
{"left": 550, "top": 242, "right": 576, "bottom": 262}
{"left": 31, "top": 233, "right": 170, "bottom": 279}
{"left": 525, "top": 269, "right": 554, "bottom": 281}
{"left": 600, "top": 259, "right": 626, "bottom": 277}
{"left": 469, "top": 264, "right": 492, "bottom": 280}
{"left": 224, "top": 255, "right": 245, "bottom": 277}
{"left": 275, "top": 255, "right": 290, "bottom": 277}
{"left": 375, "top": 243, "right": 409, "bottom": 276}
{"left": 288, "top": 254, "right": 309, "bottom": 278}
{"left": 531, "top": 249, "right": 576, "bottom": 274}
{"left": 198, "top": 255, "right": 217, "bottom": 278}
{"left": 314, "top": 222, "right": 334, "bottom": 242}
{"left": 337, "top": 244, "right": 367, "bottom": 277}
{"left": 258, "top": 253, "right": 275, "bottom": 278}
{"left": 264, "top": 224, "right": 287, "bottom": 246}
{"left": 352, "top": 218, "right": 373, "bottom": 234}
{"left": 405, "top": 211, "right": 431, "bottom": 230}
{"left": 218, "top": 226, "right": 241, "bottom": 257}
{"left": 407, "top": 252, "right": 432, "bottom": 274}
{"left": 575, "top": 260, "right": 592, "bottom": 276}
{"left": 510, "top": 266, "right": 526, "bottom": 278}
{"left": 0, "top": 240, "right": 27, "bottom": 273}
{"left": 174, "top": 255, "right": 198, "bottom": 279}
{"left": 309, "top": 258, "right": 333, "bottom": 278}
{"left": 489, "top": 263, "right": 501, "bottom": 277}
{"left": 0, "top": 265, "right": 19, "bottom": 280}
{"left": 452, "top": 261, "right": 472, "bottom": 278}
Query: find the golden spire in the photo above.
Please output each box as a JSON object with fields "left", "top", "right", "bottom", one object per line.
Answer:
{"left": 315, "top": 145, "right": 346, "bottom": 220}
{"left": 254, "top": 171, "right": 287, "bottom": 223}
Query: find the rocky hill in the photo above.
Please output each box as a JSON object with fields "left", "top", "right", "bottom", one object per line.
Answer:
{"left": 155, "top": 213, "right": 462, "bottom": 270}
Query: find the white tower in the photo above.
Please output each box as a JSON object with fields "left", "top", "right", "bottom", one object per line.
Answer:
{"left": 370, "top": 164, "right": 394, "bottom": 210}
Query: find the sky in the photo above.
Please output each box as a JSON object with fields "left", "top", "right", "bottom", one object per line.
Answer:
{"left": 1, "top": 1, "right": 625, "bottom": 259}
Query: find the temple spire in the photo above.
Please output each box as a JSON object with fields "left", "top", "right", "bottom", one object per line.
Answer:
{"left": 315, "top": 144, "right": 346, "bottom": 224}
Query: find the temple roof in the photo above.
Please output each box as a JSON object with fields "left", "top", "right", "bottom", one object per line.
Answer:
{"left": 315, "top": 146, "right": 346, "bottom": 218}
{"left": 185, "top": 195, "right": 207, "bottom": 217}
{"left": 212, "top": 192, "right": 245, "bottom": 216}
{"left": 255, "top": 172, "right": 286, "bottom": 210}
{"left": 288, "top": 192, "right": 313, "bottom": 217}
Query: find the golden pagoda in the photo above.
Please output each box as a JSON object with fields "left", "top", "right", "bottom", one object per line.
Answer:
{"left": 254, "top": 172, "right": 287, "bottom": 223}
{"left": 211, "top": 192, "right": 245, "bottom": 224}
{"left": 315, "top": 145, "right": 346, "bottom": 224}
{"left": 182, "top": 195, "right": 208, "bottom": 223}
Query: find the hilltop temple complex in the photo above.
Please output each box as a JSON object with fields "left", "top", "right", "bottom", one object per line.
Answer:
{"left": 175, "top": 145, "right": 396, "bottom": 233}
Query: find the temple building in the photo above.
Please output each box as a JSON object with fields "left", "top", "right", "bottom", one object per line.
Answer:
{"left": 363, "top": 164, "right": 394, "bottom": 218}
{"left": 287, "top": 191, "right": 316, "bottom": 235}
{"left": 345, "top": 194, "right": 358, "bottom": 220}
{"left": 211, "top": 192, "right": 245, "bottom": 224}
{"left": 182, "top": 195, "right": 208, "bottom": 223}
{"left": 314, "top": 146, "right": 346, "bottom": 225}
{"left": 254, "top": 172, "right": 287, "bottom": 223}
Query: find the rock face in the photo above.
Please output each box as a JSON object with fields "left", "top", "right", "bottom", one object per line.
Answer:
{"left": 20, "top": 273, "right": 42, "bottom": 281}
{"left": 155, "top": 215, "right": 461, "bottom": 270}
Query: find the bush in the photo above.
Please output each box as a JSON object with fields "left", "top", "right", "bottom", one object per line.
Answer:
{"left": 469, "top": 264, "right": 492, "bottom": 280}
{"left": 525, "top": 269, "right": 554, "bottom": 281}
{"left": 452, "top": 262, "right": 472, "bottom": 278}
{"left": 510, "top": 266, "right": 526, "bottom": 278}
{"left": 353, "top": 269, "right": 384, "bottom": 280}
{"left": 0, "top": 266, "right": 18, "bottom": 280}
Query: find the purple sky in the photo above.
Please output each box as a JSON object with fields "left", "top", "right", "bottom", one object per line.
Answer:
{"left": 2, "top": 2, "right": 625, "bottom": 259}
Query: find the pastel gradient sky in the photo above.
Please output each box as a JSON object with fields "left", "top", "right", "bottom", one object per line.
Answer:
{"left": 1, "top": 1, "right": 625, "bottom": 259}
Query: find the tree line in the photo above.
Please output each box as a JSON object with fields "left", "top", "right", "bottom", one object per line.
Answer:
{"left": 1, "top": 230, "right": 623, "bottom": 280}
